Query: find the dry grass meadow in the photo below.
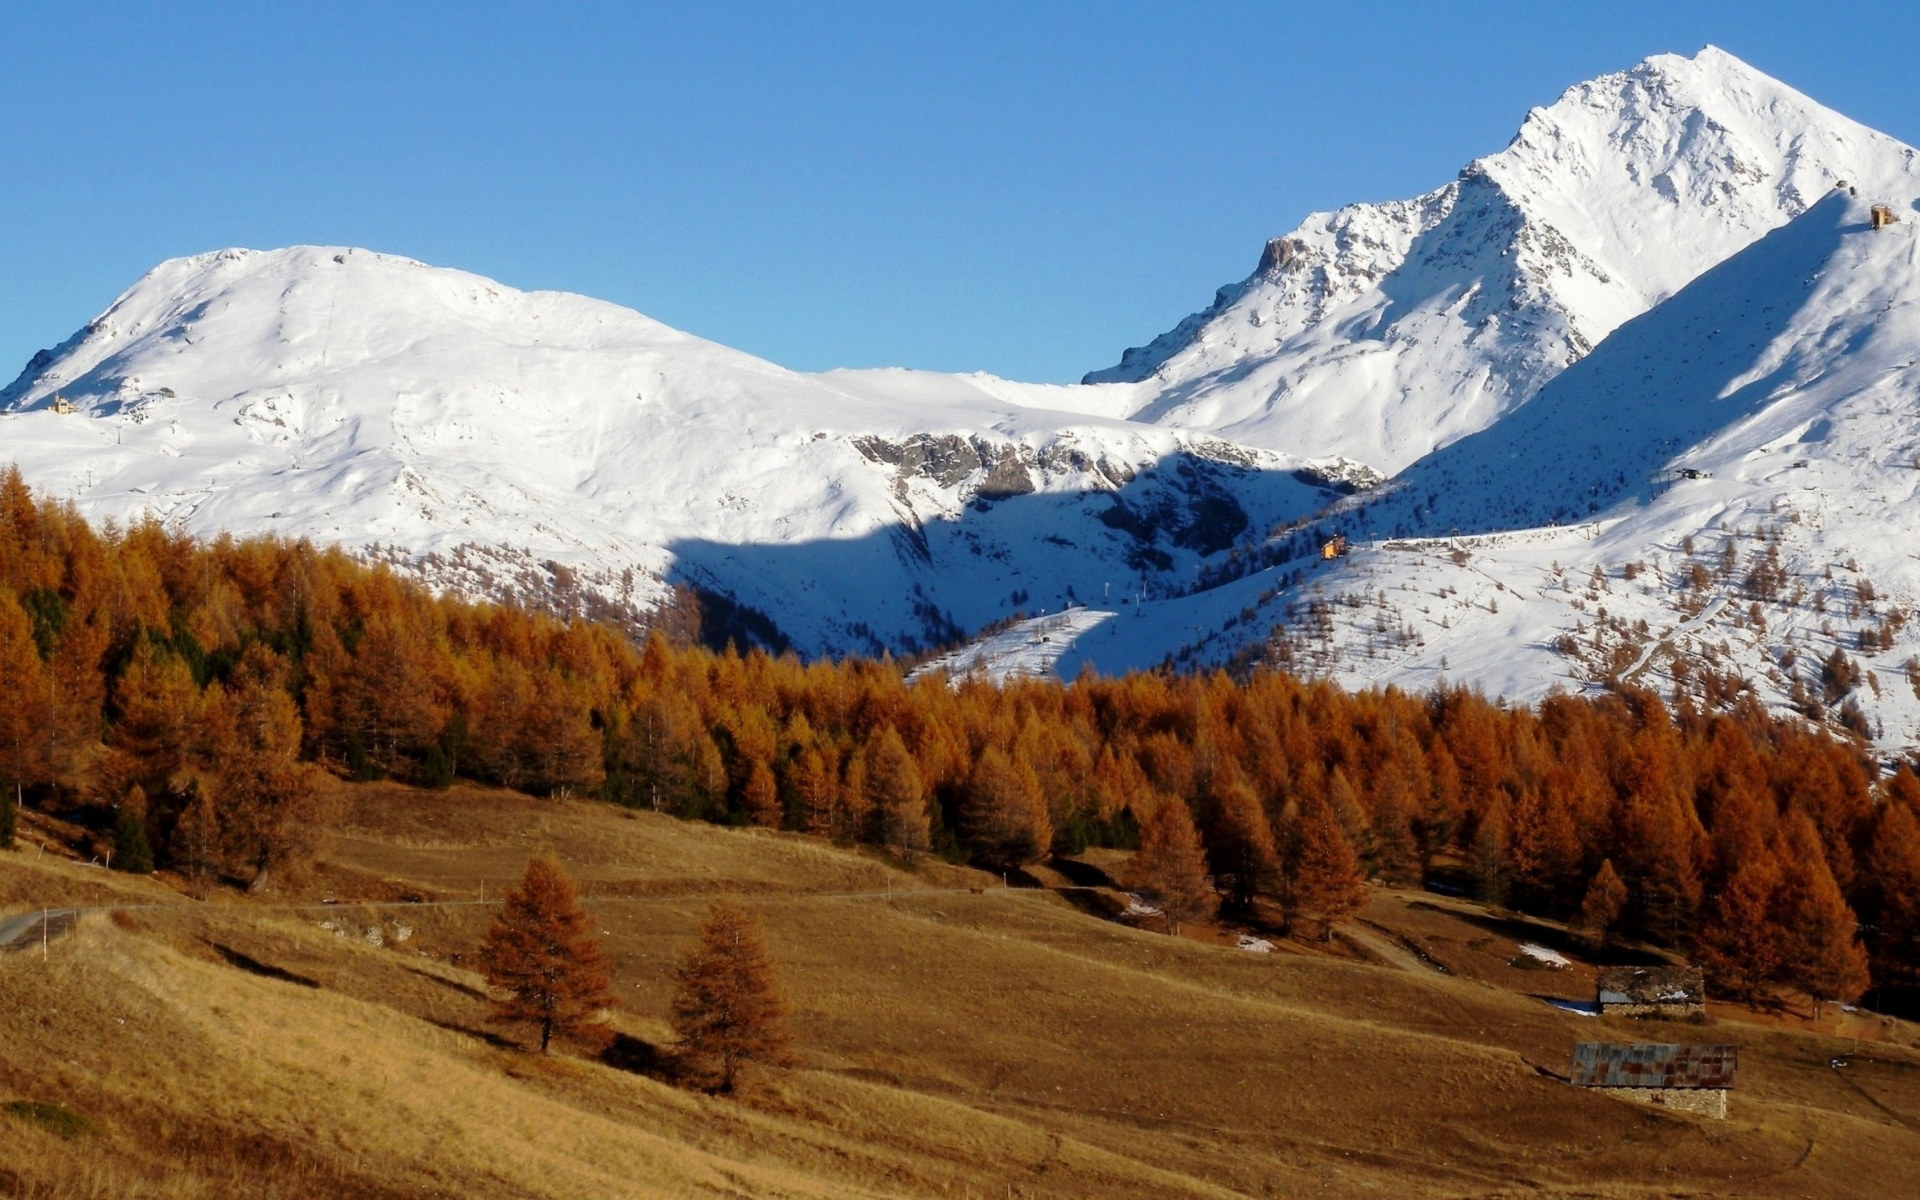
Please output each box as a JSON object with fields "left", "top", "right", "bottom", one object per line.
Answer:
{"left": 4, "top": 779, "right": 1919, "bottom": 1198}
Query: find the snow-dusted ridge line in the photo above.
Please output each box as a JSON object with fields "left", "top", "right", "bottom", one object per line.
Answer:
{"left": 0, "top": 246, "right": 1336, "bottom": 659}
{"left": 1052, "top": 191, "right": 1920, "bottom": 751}
{"left": 1086, "top": 45, "right": 1920, "bottom": 475}
{"left": 10, "top": 47, "right": 1920, "bottom": 756}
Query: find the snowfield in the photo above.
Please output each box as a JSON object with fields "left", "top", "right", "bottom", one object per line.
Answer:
{"left": 0, "top": 246, "right": 1334, "bottom": 656}
{"left": 8, "top": 45, "right": 1920, "bottom": 750}
{"left": 1061, "top": 191, "right": 1920, "bottom": 750}
{"left": 1086, "top": 46, "right": 1920, "bottom": 474}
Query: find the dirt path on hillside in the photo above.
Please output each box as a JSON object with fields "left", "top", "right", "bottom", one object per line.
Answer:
{"left": 1345, "top": 920, "right": 1438, "bottom": 974}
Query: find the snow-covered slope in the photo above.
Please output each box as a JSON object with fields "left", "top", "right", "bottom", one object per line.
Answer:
{"left": 1088, "top": 46, "right": 1920, "bottom": 474}
{"left": 1055, "top": 191, "right": 1920, "bottom": 745}
{"left": 0, "top": 247, "right": 1333, "bottom": 655}
{"left": 10, "top": 47, "right": 1920, "bottom": 733}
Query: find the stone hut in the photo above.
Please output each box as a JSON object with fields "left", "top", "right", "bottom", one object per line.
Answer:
{"left": 1596, "top": 965, "right": 1705, "bottom": 1019}
{"left": 1571, "top": 1042, "right": 1735, "bottom": 1119}
{"left": 1871, "top": 204, "right": 1900, "bottom": 230}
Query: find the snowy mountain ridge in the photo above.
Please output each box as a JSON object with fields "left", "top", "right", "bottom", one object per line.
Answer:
{"left": 1087, "top": 46, "right": 1920, "bottom": 473}
{"left": 1056, "top": 190, "right": 1920, "bottom": 750}
{"left": 9, "top": 45, "right": 1920, "bottom": 754}
{"left": 0, "top": 245, "right": 1334, "bottom": 656}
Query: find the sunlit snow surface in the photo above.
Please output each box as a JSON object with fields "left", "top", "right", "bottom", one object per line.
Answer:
{"left": 1057, "top": 194, "right": 1920, "bottom": 751}
{"left": 1087, "top": 46, "right": 1920, "bottom": 474}
{"left": 910, "top": 608, "right": 1116, "bottom": 685}
{"left": 0, "top": 247, "right": 1327, "bottom": 656}
{"left": 9, "top": 48, "right": 1920, "bottom": 750}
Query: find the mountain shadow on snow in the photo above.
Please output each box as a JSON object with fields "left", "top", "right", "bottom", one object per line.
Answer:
{"left": 664, "top": 449, "right": 1336, "bottom": 659}
{"left": 1317, "top": 192, "right": 1877, "bottom": 544}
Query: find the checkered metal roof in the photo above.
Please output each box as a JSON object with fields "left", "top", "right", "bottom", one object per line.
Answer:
{"left": 1571, "top": 1043, "right": 1736, "bottom": 1089}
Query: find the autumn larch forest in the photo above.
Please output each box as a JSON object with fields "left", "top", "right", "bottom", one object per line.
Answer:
{"left": 2, "top": 467, "right": 1916, "bottom": 1013}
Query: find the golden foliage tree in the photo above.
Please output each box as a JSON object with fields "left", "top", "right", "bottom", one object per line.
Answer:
{"left": 1859, "top": 798, "right": 1920, "bottom": 996}
{"left": 1772, "top": 816, "right": 1870, "bottom": 1017}
{"left": 198, "top": 646, "right": 325, "bottom": 892}
{"left": 867, "top": 726, "right": 928, "bottom": 859}
{"left": 961, "top": 746, "right": 1051, "bottom": 870}
{"left": 1126, "top": 798, "right": 1216, "bottom": 935}
{"left": 670, "top": 901, "right": 793, "bottom": 1092}
{"left": 1693, "top": 852, "right": 1782, "bottom": 1005}
{"left": 479, "top": 854, "right": 615, "bottom": 1053}
{"left": 1281, "top": 790, "right": 1367, "bottom": 938}
{"left": 1199, "top": 773, "right": 1279, "bottom": 912}
{"left": 1574, "top": 859, "right": 1629, "bottom": 950}
{"left": 0, "top": 588, "right": 50, "bottom": 791}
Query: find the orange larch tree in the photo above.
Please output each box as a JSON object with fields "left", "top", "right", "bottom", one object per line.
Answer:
{"left": 960, "top": 745, "right": 1051, "bottom": 871}
{"left": 670, "top": 901, "right": 793, "bottom": 1092}
{"left": 1574, "top": 858, "right": 1629, "bottom": 950}
{"left": 1693, "top": 851, "right": 1784, "bottom": 1006}
{"left": 480, "top": 854, "right": 616, "bottom": 1054}
{"left": 1281, "top": 790, "right": 1368, "bottom": 939}
{"left": 1126, "top": 797, "right": 1217, "bottom": 935}
{"left": 1771, "top": 816, "right": 1870, "bottom": 1018}
{"left": 866, "top": 725, "right": 928, "bottom": 858}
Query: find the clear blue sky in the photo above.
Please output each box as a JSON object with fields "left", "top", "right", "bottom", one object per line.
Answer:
{"left": 6, "top": 2, "right": 1920, "bottom": 384}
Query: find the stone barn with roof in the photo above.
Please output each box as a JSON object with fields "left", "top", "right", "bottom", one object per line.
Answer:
{"left": 1571, "top": 1042, "right": 1736, "bottom": 1119}
{"left": 1596, "top": 966, "right": 1705, "bottom": 1019}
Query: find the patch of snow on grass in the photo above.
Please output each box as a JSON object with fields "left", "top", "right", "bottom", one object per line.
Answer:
{"left": 1517, "top": 943, "right": 1571, "bottom": 969}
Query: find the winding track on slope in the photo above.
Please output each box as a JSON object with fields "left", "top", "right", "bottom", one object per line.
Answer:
{"left": 1620, "top": 594, "right": 1730, "bottom": 684}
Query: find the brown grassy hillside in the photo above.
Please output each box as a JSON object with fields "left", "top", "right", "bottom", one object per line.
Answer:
{"left": 3, "top": 782, "right": 1919, "bottom": 1198}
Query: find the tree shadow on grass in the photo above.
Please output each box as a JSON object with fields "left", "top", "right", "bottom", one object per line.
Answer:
{"left": 1052, "top": 887, "right": 1129, "bottom": 923}
{"left": 602, "top": 1033, "right": 691, "bottom": 1086}
{"left": 404, "top": 965, "right": 488, "bottom": 1001}
{"left": 426, "top": 1018, "right": 519, "bottom": 1051}
{"left": 208, "top": 943, "right": 320, "bottom": 989}
{"left": 1047, "top": 857, "right": 1120, "bottom": 889}
{"left": 1402, "top": 901, "right": 1669, "bottom": 967}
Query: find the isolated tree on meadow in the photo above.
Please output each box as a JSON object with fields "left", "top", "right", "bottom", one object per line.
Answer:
{"left": 670, "top": 901, "right": 793, "bottom": 1092}
{"left": 1126, "top": 797, "right": 1216, "bottom": 935}
{"left": 480, "top": 854, "right": 616, "bottom": 1054}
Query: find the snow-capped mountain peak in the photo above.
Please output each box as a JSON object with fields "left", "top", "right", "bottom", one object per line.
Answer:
{"left": 0, "top": 245, "right": 1333, "bottom": 656}
{"left": 1086, "top": 46, "right": 1920, "bottom": 475}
